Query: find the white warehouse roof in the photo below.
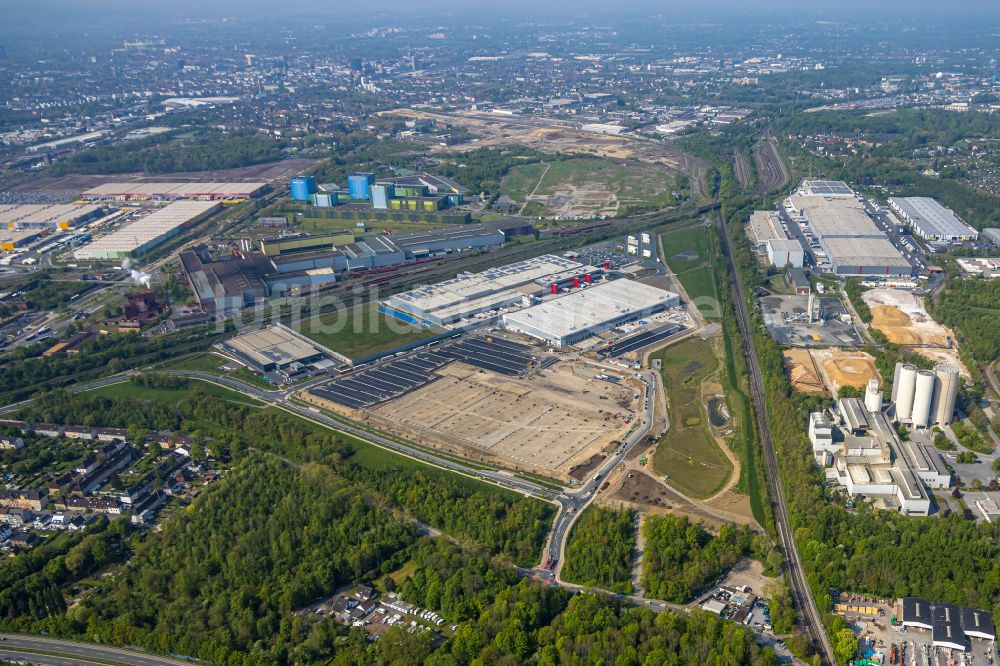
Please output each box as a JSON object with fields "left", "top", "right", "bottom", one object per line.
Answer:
{"left": 73, "top": 200, "right": 219, "bottom": 259}
{"left": 888, "top": 197, "right": 978, "bottom": 241}
{"left": 788, "top": 194, "right": 883, "bottom": 239}
{"left": 502, "top": 279, "right": 679, "bottom": 346}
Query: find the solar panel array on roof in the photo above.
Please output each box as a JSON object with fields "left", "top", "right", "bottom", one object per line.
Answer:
{"left": 801, "top": 180, "right": 854, "bottom": 196}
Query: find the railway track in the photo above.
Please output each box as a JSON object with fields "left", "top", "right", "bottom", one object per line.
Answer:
{"left": 717, "top": 212, "right": 835, "bottom": 665}
{"left": 753, "top": 134, "right": 790, "bottom": 194}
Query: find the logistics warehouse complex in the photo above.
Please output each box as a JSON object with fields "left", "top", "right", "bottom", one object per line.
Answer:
{"left": 785, "top": 183, "right": 911, "bottom": 276}
{"left": 501, "top": 280, "right": 679, "bottom": 347}
{"left": 80, "top": 182, "right": 268, "bottom": 201}
{"left": 888, "top": 196, "right": 979, "bottom": 242}
{"left": 74, "top": 201, "right": 220, "bottom": 260}
{"left": 386, "top": 254, "right": 603, "bottom": 326}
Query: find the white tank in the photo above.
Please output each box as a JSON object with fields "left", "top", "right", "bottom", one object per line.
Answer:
{"left": 864, "top": 378, "right": 883, "bottom": 414}
{"left": 893, "top": 363, "right": 918, "bottom": 422}
{"left": 932, "top": 363, "right": 960, "bottom": 426}
{"left": 912, "top": 370, "right": 936, "bottom": 428}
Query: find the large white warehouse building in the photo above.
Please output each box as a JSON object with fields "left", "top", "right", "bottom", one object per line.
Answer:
{"left": 500, "top": 279, "right": 679, "bottom": 347}
{"left": 73, "top": 200, "right": 220, "bottom": 260}
{"left": 888, "top": 197, "right": 978, "bottom": 242}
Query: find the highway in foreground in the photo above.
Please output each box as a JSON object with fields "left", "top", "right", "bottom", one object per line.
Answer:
{"left": 718, "top": 214, "right": 836, "bottom": 665}
{"left": 0, "top": 634, "right": 192, "bottom": 666}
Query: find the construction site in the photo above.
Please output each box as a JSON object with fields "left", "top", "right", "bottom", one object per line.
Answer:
{"left": 299, "top": 334, "right": 646, "bottom": 479}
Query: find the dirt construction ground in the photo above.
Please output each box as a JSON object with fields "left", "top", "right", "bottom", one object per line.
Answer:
{"left": 810, "top": 348, "right": 880, "bottom": 396}
{"left": 384, "top": 109, "right": 710, "bottom": 200}
{"left": 782, "top": 349, "right": 827, "bottom": 394}
{"left": 861, "top": 288, "right": 968, "bottom": 373}
{"left": 368, "top": 362, "right": 641, "bottom": 478}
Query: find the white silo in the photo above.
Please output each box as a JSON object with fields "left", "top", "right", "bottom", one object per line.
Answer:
{"left": 864, "top": 378, "right": 883, "bottom": 414}
{"left": 912, "top": 370, "right": 936, "bottom": 428}
{"left": 932, "top": 363, "right": 960, "bottom": 426}
{"left": 892, "top": 363, "right": 918, "bottom": 422}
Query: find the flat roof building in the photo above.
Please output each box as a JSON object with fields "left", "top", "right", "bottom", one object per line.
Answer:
{"left": 222, "top": 324, "right": 325, "bottom": 373}
{"left": 889, "top": 197, "right": 978, "bottom": 242}
{"left": 501, "top": 279, "right": 679, "bottom": 348}
{"left": 748, "top": 210, "right": 786, "bottom": 247}
{"left": 820, "top": 237, "right": 913, "bottom": 276}
{"left": 74, "top": 201, "right": 220, "bottom": 260}
{"left": 387, "top": 254, "right": 599, "bottom": 326}
{"left": 0, "top": 203, "right": 104, "bottom": 231}
{"left": 80, "top": 182, "right": 268, "bottom": 201}
{"left": 766, "top": 238, "right": 804, "bottom": 268}
{"left": 799, "top": 180, "right": 854, "bottom": 197}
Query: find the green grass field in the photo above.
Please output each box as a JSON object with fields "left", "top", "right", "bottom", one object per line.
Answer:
{"left": 86, "top": 378, "right": 265, "bottom": 408}
{"left": 501, "top": 158, "right": 677, "bottom": 217}
{"left": 153, "top": 353, "right": 274, "bottom": 389}
{"left": 659, "top": 225, "right": 718, "bottom": 305}
{"left": 295, "top": 302, "right": 443, "bottom": 360}
{"left": 650, "top": 337, "right": 733, "bottom": 499}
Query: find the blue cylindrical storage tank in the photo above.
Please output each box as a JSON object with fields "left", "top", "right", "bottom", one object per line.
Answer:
{"left": 348, "top": 172, "right": 375, "bottom": 200}
{"left": 290, "top": 176, "right": 317, "bottom": 201}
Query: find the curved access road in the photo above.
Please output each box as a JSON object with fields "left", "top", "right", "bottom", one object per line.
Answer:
{"left": 0, "top": 634, "right": 192, "bottom": 666}
{"left": 717, "top": 214, "right": 836, "bottom": 666}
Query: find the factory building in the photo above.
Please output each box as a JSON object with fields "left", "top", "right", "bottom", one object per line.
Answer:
{"left": 983, "top": 228, "right": 1000, "bottom": 247}
{"left": 259, "top": 233, "right": 355, "bottom": 257}
{"left": 808, "top": 389, "right": 951, "bottom": 517}
{"left": 787, "top": 184, "right": 911, "bottom": 276}
{"left": 387, "top": 254, "right": 600, "bottom": 326}
{"left": 501, "top": 280, "right": 680, "bottom": 348}
{"left": 890, "top": 362, "right": 959, "bottom": 427}
{"left": 371, "top": 183, "right": 393, "bottom": 209}
{"left": 290, "top": 176, "right": 317, "bottom": 202}
{"left": 392, "top": 225, "right": 505, "bottom": 258}
{"left": 0, "top": 203, "right": 104, "bottom": 231}
{"left": 180, "top": 248, "right": 339, "bottom": 313}
{"left": 73, "top": 200, "right": 220, "bottom": 260}
{"left": 80, "top": 182, "right": 268, "bottom": 201}
{"left": 901, "top": 598, "right": 995, "bottom": 651}
{"left": 888, "top": 197, "right": 978, "bottom": 242}
{"left": 765, "top": 238, "right": 804, "bottom": 268}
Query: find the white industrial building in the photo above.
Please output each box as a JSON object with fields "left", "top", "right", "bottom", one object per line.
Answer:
{"left": 73, "top": 200, "right": 220, "bottom": 260}
{"left": 786, "top": 183, "right": 911, "bottom": 276}
{"left": 747, "top": 210, "right": 786, "bottom": 248}
{"left": 765, "top": 238, "right": 804, "bottom": 268}
{"left": 500, "top": 279, "right": 679, "bottom": 348}
{"left": 386, "top": 254, "right": 601, "bottom": 326}
{"left": 81, "top": 182, "right": 268, "bottom": 201}
{"left": 808, "top": 383, "right": 951, "bottom": 517}
{"left": 890, "top": 362, "right": 960, "bottom": 427}
{"left": 888, "top": 197, "right": 978, "bottom": 242}
{"left": 0, "top": 203, "right": 104, "bottom": 231}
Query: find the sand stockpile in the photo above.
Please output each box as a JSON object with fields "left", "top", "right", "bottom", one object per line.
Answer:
{"left": 782, "top": 349, "right": 826, "bottom": 394}
{"left": 810, "top": 349, "right": 880, "bottom": 395}
{"left": 861, "top": 288, "right": 969, "bottom": 374}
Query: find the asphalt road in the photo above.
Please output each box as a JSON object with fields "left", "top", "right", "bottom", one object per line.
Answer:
{"left": 0, "top": 634, "right": 191, "bottom": 666}
{"left": 718, "top": 214, "right": 836, "bottom": 665}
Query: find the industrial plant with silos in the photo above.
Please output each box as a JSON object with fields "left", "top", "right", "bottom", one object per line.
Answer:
{"left": 890, "top": 362, "right": 960, "bottom": 428}
{"left": 808, "top": 377, "right": 952, "bottom": 516}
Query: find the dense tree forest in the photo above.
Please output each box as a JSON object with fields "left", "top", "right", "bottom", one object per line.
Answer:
{"left": 0, "top": 278, "right": 92, "bottom": 319}
{"left": 81, "top": 456, "right": 416, "bottom": 664}
{"left": 560, "top": 506, "right": 636, "bottom": 594}
{"left": 50, "top": 130, "right": 287, "bottom": 175}
{"left": 641, "top": 515, "right": 760, "bottom": 603}
{"left": 930, "top": 276, "right": 1000, "bottom": 364}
